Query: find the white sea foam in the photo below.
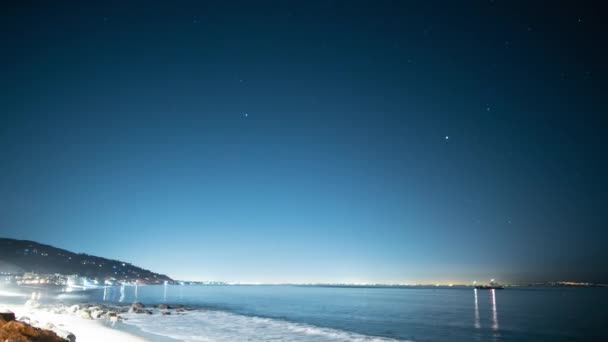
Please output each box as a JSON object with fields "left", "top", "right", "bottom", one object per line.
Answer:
{"left": 122, "top": 309, "right": 408, "bottom": 342}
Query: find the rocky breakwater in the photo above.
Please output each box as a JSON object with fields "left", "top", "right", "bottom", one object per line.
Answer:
{"left": 30, "top": 300, "right": 192, "bottom": 321}
{"left": 125, "top": 302, "right": 194, "bottom": 317}
{"left": 58, "top": 303, "right": 126, "bottom": 324}
{"left": 0, "top": 308, "right": 67, "bottom": 342}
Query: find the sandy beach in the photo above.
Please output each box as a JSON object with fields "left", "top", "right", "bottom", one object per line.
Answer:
{"left": 0, "top": 288, "right": 149, "bottom": 342}
{"left": 3, "top": 303, "right": 147, "bottom": 341}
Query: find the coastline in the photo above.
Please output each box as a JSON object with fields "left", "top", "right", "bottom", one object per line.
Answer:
{"left": 0, "top": 287, "right": 182, "bottom": 342}
{"left": 1, "top": 302, "right": 148, "bottom": 342}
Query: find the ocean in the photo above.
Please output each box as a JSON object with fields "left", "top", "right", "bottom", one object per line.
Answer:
{"left": 69, "top": 285, "right": 608, "bottom": 341}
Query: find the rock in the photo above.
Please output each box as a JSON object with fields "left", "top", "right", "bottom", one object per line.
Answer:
{"left": 43, "top": 322, "right": 56, "bottom": 330}
{"left": 78, "top": 310, "right": 92, "bottom": 320}
{"left": 0, "top": 320, "right": 66, "bottom": 342}
{"left": 128, "top": 302, "right": 146, "bottom": 313}
{"left": 145, "top": 310, "right": 153, "bottom": 315}
{"left": 91, "top": 310, "right": 105, "bottom": 319}
{"left": 16, "top": 316, "right": 30, "bottom": 325}
{"left": 67, "top": 305, "right": 80, "bottom": 314}
{"left": 1, "top": 321, "right": 37, "bottom": 339}
{"left": 158, "top": 304, "right": 170, "bottom": 310}
{"left": 161, "top": 311, "right": 171, "bottom": 315}
{"left": 53, "top": 329, "right": 76, "bottom": 342}
{"left": 88, "top": 306, "right": 101, "bottom": 312}
{"left": 128, "top": 307, "right": 144, "bottom": 314}
{"left": 131, "top": 302, "right": 145, "bottom": 309}
{"left": 106, "top": 311, "right": 117, "bottom": 317}
{"left": 0, "top": 309, "right": 15, "bottom": 322}
{"left": 2, "top": 338, "right": 20, "bottom": 342}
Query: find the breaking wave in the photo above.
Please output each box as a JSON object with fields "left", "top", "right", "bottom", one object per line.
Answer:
{"left": 122, "top": 309, "right": 409, "bottom": 342}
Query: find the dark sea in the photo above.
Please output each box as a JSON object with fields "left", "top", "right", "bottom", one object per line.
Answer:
{"left": 71, "top": 285, "right": 608, "bottom": 341}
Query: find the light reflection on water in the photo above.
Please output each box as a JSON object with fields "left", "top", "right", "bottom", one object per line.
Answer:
{"left": 474, "top": 289, "right": 480, "bottom": 329}
{"left": 490, "top": 289, "right": 499, "bottom": 331}
{"left": 119, "top": 284, "right": 125, "bottom": 302}
{"left": 473, "top": 288, "right": 500, "bottom": 334}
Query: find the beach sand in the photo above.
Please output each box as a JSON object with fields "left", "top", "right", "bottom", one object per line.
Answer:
{"left": 2, "top": 302, "right": 148, "bottom": 342}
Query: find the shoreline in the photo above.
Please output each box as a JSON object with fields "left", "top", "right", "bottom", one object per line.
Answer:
{"left": 0, "top": 296, "right": 182, "bottom": 342}
{"left": 1, "top": 302, "right": 148, "bottom": 342}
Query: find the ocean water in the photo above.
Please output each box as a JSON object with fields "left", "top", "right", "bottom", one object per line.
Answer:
{"left": 81, "top": 285, "right": 606, "bottom": 341}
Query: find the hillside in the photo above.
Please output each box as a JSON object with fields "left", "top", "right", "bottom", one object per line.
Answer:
{"left": 0, "top": 238, "right": 172, "bottom": 283}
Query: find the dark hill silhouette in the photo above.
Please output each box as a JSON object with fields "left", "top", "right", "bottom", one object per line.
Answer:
{"left": 0, "top": 238, "right": 172, "bottom": 283}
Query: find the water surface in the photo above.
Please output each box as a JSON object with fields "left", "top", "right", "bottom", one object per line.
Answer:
{"left": 62, "top": 285, "right": 608, "bottom": 341}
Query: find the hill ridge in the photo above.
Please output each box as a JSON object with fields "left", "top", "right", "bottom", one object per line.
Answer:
{"left": 0, "top": 237, "right": 172, "bottom": 283}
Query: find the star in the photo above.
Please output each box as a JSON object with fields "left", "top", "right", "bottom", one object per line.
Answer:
{"left": 445, "top": 135, "right": 449, "bottom": 140}
{"left": 244, "top": 113, "right": 249, "bottom": 117}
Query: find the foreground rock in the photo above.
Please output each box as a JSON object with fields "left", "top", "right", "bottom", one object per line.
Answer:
{"left": 52, "top": 329, "right": 76, "bottom": 342}
{"left": 0, "top": 313, "right": 68, "bottom": 342}
{"left": 0, "top": 309, "right": 16, "bottom": 322}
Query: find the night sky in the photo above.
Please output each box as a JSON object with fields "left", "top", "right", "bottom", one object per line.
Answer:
{"left": 1, "top": 1, "right": 606, "bottom": 284}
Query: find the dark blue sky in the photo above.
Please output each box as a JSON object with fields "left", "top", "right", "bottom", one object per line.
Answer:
{"left": 1, "top": 1, "right": 606, "bottom": 283}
